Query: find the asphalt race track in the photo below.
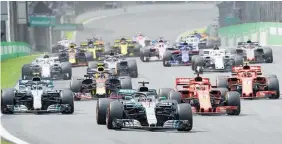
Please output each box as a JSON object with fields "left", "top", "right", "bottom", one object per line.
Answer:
{"left": 2, "top": 3, "right": 282, "bottom": 144}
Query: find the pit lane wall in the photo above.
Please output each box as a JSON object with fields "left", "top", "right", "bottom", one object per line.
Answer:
{"left": 219, "top": 22, "right": 282, "bottom": 47}
{"left": 0, "top": 42, "right": 31, "bottom": 61}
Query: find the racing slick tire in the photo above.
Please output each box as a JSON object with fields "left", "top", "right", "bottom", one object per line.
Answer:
{"left": 106, "top": 101, "right": 124, "bottom": 129}
{"left": 158, "top": 88, "right": 174, "bottom": 99}
{"left": 140, "top": 48, "right": 150, "bottom": 62}
{"left": 70, "top": 77, "right": 83, "bottom": 100}
{"left": 177, "top": 103, "right": 193, "bottom": 131}
{"left": 216, "top": 76, "right": 228, "bottom": 88}
{"left": 85, "top": 52, "right": 94, "bottom": 61}
{"left": 1, "top": 88, "right": 15, "bottom": 114}
{"left": 192, "top": 56, "right": 204, "bottom": 73}
{"left": 88, "top": 61, "right": 98, "bottom": 69}
{"left": 234, "top": 55, "right": 244, "bottom": 66}
{"left": 96, "top": 98, "right": 113, "bottom": 124}
{"left": 266, "top": 74, "right": 277, "bottom": 79}
{"left": 169, "top": 91, "right": 182, "bottom": 103}
{"left": 60, "top": 89, "right": 74, "bottom": 114}
{"left": 267, "top": 77, "right": 280, "bottom": 99}
{"left": 263, "top": 47, "right": 273, "bottom": 63}
{"left": 134, "top": 44, "right": 142, "bottom": 56}
{"left": 225, "top": 91, "right": 241, "bottom": 115}
{"left": 119, "top": 76, "right": 132, "bottom": 89}
{"left": 61, "top": 62, "right": 72, "bottom": 80}
{"left": 163, "top": 51, "right": 172, "bottom": 67}
{"left": 22, "top": 64, "right": 31, "bottom": 80}
{"left": 128, "top": 60, "right": 138, "bottom": 78}
{"left": 191, "top": 55, "right": 198, "bottom": 71}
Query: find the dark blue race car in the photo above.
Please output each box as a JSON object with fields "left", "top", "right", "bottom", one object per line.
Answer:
{"left": 162, "top": 43, "right": 199, "bottom": 67}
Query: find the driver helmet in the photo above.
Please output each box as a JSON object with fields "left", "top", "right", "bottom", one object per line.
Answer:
{"left": 247, "top": 39, "right": 252, "bottom": 43}
{"left": 43, "top": 54, "right": 49, "bottom": 58}
{"left": 214, "top": 45, "right": 219, "bottom": 50}
{"left": 138, "top": 32, "right": 143, "bottom": 37}
{"left": 194, "top": 31, "right": 198, "bottom": 35}
{"left": 195, "top": 84, "right": 201, "bottom": 90}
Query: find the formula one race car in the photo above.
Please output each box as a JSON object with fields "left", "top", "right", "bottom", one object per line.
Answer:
{"left": 162, "top": 43, "right": 199, "bottom": 67}
{"left": 100, "top": 81, "right": 193, "bottom": 131}
{"left": 58, "top": 45, "right": 94, "bottom": 67}
{"left": 140, "top": 41, "right": 168, "bottom": 62}
{"left": 132, "top": 33, "right": 151, "bottom": 47}
{"left": 70, "top": 67, "right": 133, "bottom": 100}
{"left": 88, "top": 53, "right": 138, "bottom": 78}
{"left": 229, "top": 41, "right": 273, "bottom": 63}
{"left": 52, "top": 38, "right": 73, "bottom": 53}
{"left": 216, "top": 64, "right": 280, "bottom": 99}
{"left": 1, "top": 77, "right": 74, "bottom": 114}
{"left": 158, "top": 74, "right": 241, "bottom": 115}
{"left": 22, "top": 55, "right": 72, "bottom": 80}
{"left": 183, "top": 35, "right": 200, "bottom": 50}
{"left": 192, "top": 48, "right": 243, "bottom": 72}
{"left": 111, "top": 37, "right": 141, "bottom": 56}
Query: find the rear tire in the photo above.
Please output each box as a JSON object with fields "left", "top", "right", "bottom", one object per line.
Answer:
{"left": 128, "top": 60, "right": 138, "bottom": 78}
{"left": 163, "top": 51, "right": 172, "bottom": 67}
{"left": 226, "top": 91, "right": 241, "bottom": 115}
{"left": 61, "top": 62, "right": 72, "bottom": 80}
{"left": 267, "top": 77, "right": 280, "bottom": 99}
{"left": 158, "top": 88, "right": 174, "bottom": 99}
{"left": 169, "top": 91, "right": 182, "bottom": 103}
{"left": 119, "top": 76, "right": 132, "bottom": 89}
{"left": 22, "top": 64, "right": 31, "bottom": 80}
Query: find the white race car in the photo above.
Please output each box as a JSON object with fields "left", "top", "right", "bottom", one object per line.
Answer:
{"left": 132, "top": 34, "right": 150, "bottom": 47}
{"left": 140, "top": 42, "right": 168, "bottom": 62}
{"left": 52, "top": 39, "right": 74, "bottom": 53}
{"left": 230, "top": 41, "right": 273, "bottom": 63}
{"left": 22, "top": 55, "right": 72, "bottom": 80}
{"left": 191, "top": 48, "right": 243, "bottom": 72}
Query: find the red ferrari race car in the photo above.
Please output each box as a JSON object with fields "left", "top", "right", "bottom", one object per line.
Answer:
{"left": 158, "top": 74, "right": 241, "bottom": 115}
{"left": 216, "top": 63, "right": 280, "bottom": 99}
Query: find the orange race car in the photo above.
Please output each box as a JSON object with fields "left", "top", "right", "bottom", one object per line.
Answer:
{"left": 216, "top": 63, "right": 280, "bottom": 99}
{"left": 172, "top": 74, "right": 241, "bottom": 115}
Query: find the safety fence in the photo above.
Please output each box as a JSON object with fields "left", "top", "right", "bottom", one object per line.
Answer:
{"left": 217, "top": 1, "right": 282, "bottom": 28}
{"left": 0, "top": 42, "right": 31, "bottom": 61}
{"left": 219, "top": 22, "right": 282, "bottom": 47}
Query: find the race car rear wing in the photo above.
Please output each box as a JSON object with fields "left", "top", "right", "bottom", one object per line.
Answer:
{"left": 237, "top": 42, "right": 259, "bottom": 47}
{"left": 231, "top": 65, "right": 262, "bottom": 75}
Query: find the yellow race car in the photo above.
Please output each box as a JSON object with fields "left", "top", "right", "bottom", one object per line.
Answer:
{"left": 112, "top": 38, "right": 141, "bottom": 56}
{"left": 59, "top": 44, "right": 94, "bottom": 67}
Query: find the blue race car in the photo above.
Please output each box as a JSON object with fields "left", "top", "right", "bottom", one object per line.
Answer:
{"left": 162, "top": 43, "right": 199, "bottom": 67}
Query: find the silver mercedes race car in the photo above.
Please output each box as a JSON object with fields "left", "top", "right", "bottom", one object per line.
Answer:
{"left": 22, "top": 54, "right": 72, "bottom": 80}
{"left": 191, "top": 48, "right": 244, "bottom": 72}
{"left": 98, "top": 81, "right": 193, "bottom": 131}
{"left": 1, "top": 77, "right": 74, "bottom": 114}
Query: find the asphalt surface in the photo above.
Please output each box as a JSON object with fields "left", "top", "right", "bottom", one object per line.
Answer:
{"left": 2, "top": 3, "right": 282, "bottom": 144}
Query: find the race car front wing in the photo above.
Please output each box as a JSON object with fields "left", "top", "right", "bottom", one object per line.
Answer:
{"left": 112, "top": 119, "right": 191, "bottom": 130}
{"left": 5, "top": 104, "right": 72, "bottom": 114}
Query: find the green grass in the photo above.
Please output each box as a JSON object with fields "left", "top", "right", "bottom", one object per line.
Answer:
{"left": 1, "top": 55, "right": 39, "bottom": 89}
{"left": 1, "top": 138, "right": 13, "bottom": 144}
